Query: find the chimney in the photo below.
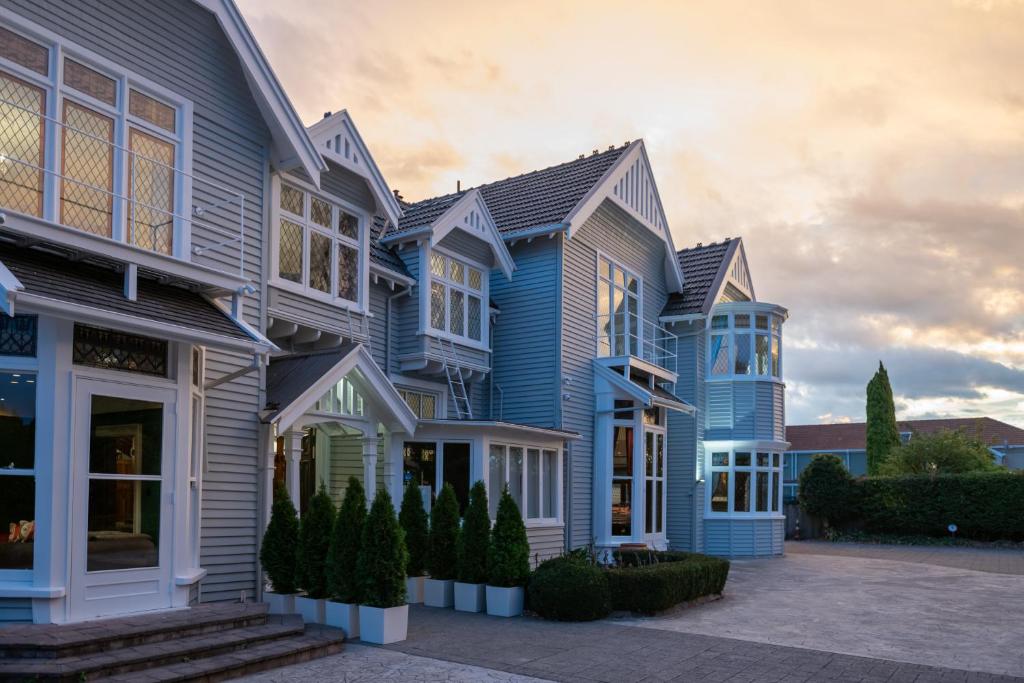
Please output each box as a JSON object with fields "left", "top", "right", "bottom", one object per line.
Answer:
{"left": 393, "top": 188, "right": 403, "bottom": 202}
{"left": 323, "top": 111, "right": 331, "bottom": 119}
{"left": 457, "top": 180, "right": 461, "bottom": 192}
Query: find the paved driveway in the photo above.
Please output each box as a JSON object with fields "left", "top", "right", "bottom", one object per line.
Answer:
{"left": 621, "top": 545, "right": 1024, "bottom": 677}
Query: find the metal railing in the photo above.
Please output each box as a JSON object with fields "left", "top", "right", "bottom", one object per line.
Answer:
{"left": 596, "top": 313, "right": 677, "bottom": 372}
{"left": 0, "top": 96, "right": 247, "bottom": 278}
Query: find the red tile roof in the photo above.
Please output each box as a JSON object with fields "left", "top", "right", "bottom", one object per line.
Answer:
{"left": 786, "top": 417, "right": 1024, "bottom": 452}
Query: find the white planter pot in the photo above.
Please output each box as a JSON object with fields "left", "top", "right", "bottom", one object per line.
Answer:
{"left": 324, "top": 601, "right": 359, "bottom": 639}
{"left": 423, "top": 578, "right": 454, "bottom": 608}
{"left": 294, "top": 595, "right": 326, "bottom": 624}
{"left": 485, "top": 585, "right": 524, "bottom": 617}
{"left": 358, "top": 604, "right": 409, "bottom": 644}
{"left": 264, "top": 591, "right": 296, "bottom": 615}
{"left": 453, "top": 582, "right": 486, "bottom": 613}
{"left": 406, "top": 576, "right": 425, "bottom": 604}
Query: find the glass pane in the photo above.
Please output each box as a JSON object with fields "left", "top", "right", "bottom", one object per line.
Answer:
{"left": 508, "top": 446, "right": 524, "bottom": 511}
{"left": 711, "top": 315, "right": 728, "bottom": 329}
{"left": 734, "top": 333, "right": 751, "bottom": 375}
{"left": 89, "top": 395, "right": 163, "bottom": 476}
{"left": 73, "top": 325, "right": 168, "bottom": 377}
{"left": 613, "top": 426, "right": 633, "bottom": 477}
{"left": 87, "top": 479, "right": 160, "bottom": 571}
{"left": 643, "top": 407, "right": 661, "bottom": 426}
{"left": 468, "top": 296, "right": 481, "bottom": 341}
{"left": 0, "top": 27, "right": 48, "bottom": 75}
{"left": 443, "top": 443, "right": 470, "bottom": 515}
{"left": 0, "top": 474, "right": 34, "bottom": 569}
{"left": 756, "top": 335, "right": 770, "bottom": 375}
{"left": 403, "top": 442, "right": 436, "bottom": 494}
{"left": 0, "top": 371, "right": 36, "bottom": 469}
{"left": 711, "top": 452, "right": 729, "bottom": 467}
{"left": 129, "top": 90, "right": 176, "bottom": 133}
{"left": 734, "top": 471, "right": 751, "bottom": 512}
{"left": 543, "top": 450, "right": 557, "bottom": 518}
{"left": 611, "top": 479, "right": 631, "bottom": 536}
{"left": 527, "top": 448, "right": 540, "bottom": 519}
{"left": 711, "top": 472, "right": 728, "bottom": 512}
{"left": 710, "top": 334, "right": 729, "bottom": 375}
{"left": 63, "top": 59, "right": 116, "bottom": 105}
{"left": 280, "top": 184, "right": 303, "bottom": 215}
{"left": 62, "top": 101, "right": 114, "bottom": 236}
{"left": 772, "top": 337, "right": 781, "bottom": 378}
{"left": 735, "top": 452, "right": 751, "bottom": 467}
{"left": 278, "top": 220, "right": 303, "bottom": 282}
{"left": 627, "top": 275, "right": 638, "bottom": 295}
{"left": 430, "top": 283, "right": 445, "bottom": 330}
{"left": 337, "top": 211, "right": 358, "bottom": 239}
{"left": 645, "top": 479, "right": 653, "bottom": 534}
{"left": 310, "top": 197, "right": 331, "bottom": 228}
{"left": 757, "top": 452, "right": 770, "bottom": 467}
{"left": 756, "top": 472, "right": 769, "bottom": 512}
{"left": 613, "top": 267, "right": 625, "bottom": 287}
{"left": 773, "top": 453, "right": 781, "bottom": 467}
{"left": 772, "top": 471, "right": 781, "bottom": 511}
{"left": 0, "top": 72, "right": 45, "bottom": 217}
{"left": 645, "top": 431, "right": 654, "bottom": 476}
{"left": 449, "top": 289, "right": 464, "bottom": 335}
{"left": 449, "top": 260, "right": 464, "bottom": 284}
{"left": 403, "top": 391, "right": 420, "bottom": 416}
{"left": 614, "top": 400, "right": 633, "bottom": 420}
{"left": 734, "top": 314, "right": 750, "bottom": 328}
{"left": 337, "top": 242, "right": 358, "bottom": 301}
{"left": 488, "top": 444, "right": 504, "bottom": 519}
{"left": 309, "top": 231, "right": 331, "bottom": 293}
{"left": 656, "top": 434, "right": 664, "bottom": 477}
{"left": 656, "top": 480, "right": 663, "bottom": 533}
{"left": 430, "top": 252, "right": 446, "bottom": 278}
{"left": 756, "top": 314, "right": 769, "bottom": 330}
{"left": 420, "top": 394, "right": 435, "bottom": 419}
{"left": 598, "top": 256, "right": 611, "bottom": 279}
{"left": 128, "top": 128, "right": 175, "bottom": 255}
{"left": 468, "top": 268, "right": 482, "bottom": 290}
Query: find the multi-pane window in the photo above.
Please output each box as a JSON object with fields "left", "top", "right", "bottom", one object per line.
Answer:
{"left": 72, "top": 325, "right": 169, "bottom": 377}
{"left": 315, "top": 376, "right": 364, "bottom": 416}
{"left": 429, "top": 251, "right": 484, "bottom": 343}
{"left": 0, "top": 27, "right": 184, "bottom": 255}
{"left": 708, "top": 449, "right": 784, "bottom": 515}
{"left": 398, "top": 388, "right": 437, "bottom": 419}
{"left": 597, "top": 256, "right": 640, "bottom": 357}
{"left": 708, "top": 310, "right": 783, "bottom": 379}
{"left": 644, "top": 429, "right": 665, "bottom": 536}
{"left": 277, "top": 183, "right": 362, "bottom": 304}
{"left": 0, "top": 370, "right": 36, "bottom": 572}
{"left": 611, "top": 425, "right": 633, "bottom": 536}
{"left": 488, "top": 443, "right": 559, "bottom": 523}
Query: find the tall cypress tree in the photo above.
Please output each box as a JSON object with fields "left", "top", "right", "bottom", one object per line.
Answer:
{"left": 866, "top": 361, "right": 900, "bottom": 475}
{"left": 327, "top": 477, "right": 366, "bottom": 603}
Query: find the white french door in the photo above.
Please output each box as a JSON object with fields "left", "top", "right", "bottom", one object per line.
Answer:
{"left": 643, "top": 428, "right": 666, "bottom": 540}
{"left": 69, "top": 377, "right": 176, "bottom": 620}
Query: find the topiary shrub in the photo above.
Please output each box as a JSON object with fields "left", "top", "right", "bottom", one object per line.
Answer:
{"left": 326, "top": 477, "right": 365, "bottom": 603}
{"left": 457, "top": 481, "right": 490, "bottom": 584}
{"left": 260, "top": 485, "right": 299, "bottom": 594}
{"left": 428, "top": 483, "right": 460, "bottom": 580}
{"left": 527, "top": 555, "right": 611, "bottom": 621}
{"left": 296, "top": 483, "right": 335, "bottom": 599}
{"left": 487, "top": 486, "right": 530, "bottom": 587}
{"left": 356, "top": 488, "right": 408, "bottom": 608}
{"left": 399, "top": 481, "right": 429, "bottom": 578}
{"left": 607, "top": 551, "right": 730, "bottom": 614}
{"left": 798, "top": 454, "right": 860, "bottom": 528}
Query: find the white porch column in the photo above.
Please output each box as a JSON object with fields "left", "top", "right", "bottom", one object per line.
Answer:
{"left": 283, "top": 430, "right": 304, "bottom": 511}
{"left": 362, "top": 435, "right": 380, "bottom": 507}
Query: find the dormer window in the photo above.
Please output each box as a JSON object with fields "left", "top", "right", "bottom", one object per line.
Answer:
{"left": 428, "top": 250, "right": 485, "bottom": 343}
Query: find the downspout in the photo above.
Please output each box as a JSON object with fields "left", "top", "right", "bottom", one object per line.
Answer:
{"left": 385, "top": 285, "right": 412, "bottom": 374}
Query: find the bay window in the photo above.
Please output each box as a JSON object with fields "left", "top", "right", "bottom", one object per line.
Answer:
{"left": 488, "top": 443, "right": 560, "bottom": 524}
{"left": 429, "top": 251, "right": 484, "bottom": 343}
{"left": 276, "top": 182, "right": 363, "bottom": 305}
{"left": 708, "top": 308, "right": 783, "bottom": 379}
{"left": 707, "top": 447, "right": 784, "bottom": 516}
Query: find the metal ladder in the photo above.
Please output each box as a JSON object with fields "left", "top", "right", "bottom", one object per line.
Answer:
{"left": 343, "top": 308, "right": 372, "bottom": 357}
{"left": 439, "top": 338, "right": 472, "bottom": 420}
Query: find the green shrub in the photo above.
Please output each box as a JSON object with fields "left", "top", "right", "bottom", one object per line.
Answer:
{"left": 428, "top": 483, "right": 460, "bottom": 580}
{"left": 356, "top": 488, "right": 408, "bottom": 608}
{"left": 399, "top": 481, "right": 429, "bottom": 577}
{"left": 880, "top": 430, "right": 1000, "bottom": 475}
{"left": 798, "top": 454, "right": 860, "bottom": 527}
{"left": 457, "top": 481, "right": 490, "bottom": 584}
{"left": 326, "top": 477, "right": 365, "bottom": 603}
{"left": 487, "top": 487, "right": 530, "bottom": 587}
{"left": 296, "top": 483, "right": 335, "bottom": 598}
{"left": 527, "top": 555, "right": 611, "bottom": 621}
{"left": 607, "top": 551, "right": 730, "bottom": 614}
{"left": 260, "top": 485, "right": 299, "bottom": 594}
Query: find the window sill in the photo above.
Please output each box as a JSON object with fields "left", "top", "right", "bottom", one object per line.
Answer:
{"left": 703, "top": 513, "right": 786, "bottom": 521}
{"left": 0, "top": 581, "right": 65, "bottom": 598}
{"left": 420, "top": 329, "right": 490, "bottom": 353}
{"left": 270, "top": 279, "right": 367, "bottom": 316}
{"left": 174, "top": 568, "right": 207, "bottom": 586}
{"left": 525, "top": 520, "right": 563, "bottom": 529}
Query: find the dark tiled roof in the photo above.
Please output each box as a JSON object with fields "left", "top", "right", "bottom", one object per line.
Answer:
{"left": 786, "top": 418, "right": 1024, "bottom": 452}
{"left": 661, "top": 239, "right": 736, "bottom": 317}
{"left": 265, "top": 344, "right": 359, "bottom": 420}
{"left": 0, "top": 245, "right": 253, "bottom": 343}
{"left": 369, "top": 216, "right": 411, "bottom": 278}
{"left": 396, "top": 193, "right": 464, "bottom": 232}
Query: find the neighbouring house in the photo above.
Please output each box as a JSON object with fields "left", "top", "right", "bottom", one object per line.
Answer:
{"left": 784, "top": 417, "right": 1024, "bottom": 499}
{"left": 0, "top": 0, "right": 787, "bottom": 626}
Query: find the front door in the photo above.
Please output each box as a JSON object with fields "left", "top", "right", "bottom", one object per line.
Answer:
{"left": 69, "top": 378, "right": 176, "bottom": 620}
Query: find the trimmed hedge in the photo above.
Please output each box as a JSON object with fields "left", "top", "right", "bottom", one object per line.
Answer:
{"left": 527, "top": 556, "right": 611, "bottom": 622}
{"left": 607, "top": 551, "right": 730, "bottom": 614}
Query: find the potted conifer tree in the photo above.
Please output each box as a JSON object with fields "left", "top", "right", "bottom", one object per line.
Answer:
{"left": 486, "top": 486, "right": 530, "bottom": 617}
{"left": 260, "top": 485, "right": 299, "bottom": 614}
{"left": 424, "top": 483, "right": 460, "bottom": 607}
{"left": 294, "top": 483, "right": 334, "bottom": 624}
{"left": 399, "top": 480, "right": 429, "bottom": 604}
{"left": 454, "top": 481, "right": 489, "bottom": 612}
{"left": 356, "top": 488, "right": 409, "bottom": 644}
{"left": 325, "top": 477, "right": 365, "bottom": 637}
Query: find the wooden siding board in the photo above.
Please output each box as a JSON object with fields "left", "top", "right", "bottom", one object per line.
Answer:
{"left": 0, "top": 598, "right": 32, "bottom": 623}
{"left": 436, "top": 231, "right": 494, "bottom": 267}
{"left": 526, "top": 526, "right": 565, "bottom": 565}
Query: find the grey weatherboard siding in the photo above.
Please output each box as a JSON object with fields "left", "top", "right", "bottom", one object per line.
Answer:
{"left": 3, "top": 0, "right": 274, "bottom": 602}
{"left": 665, "top": 321, "right": 705, "bottom": 551}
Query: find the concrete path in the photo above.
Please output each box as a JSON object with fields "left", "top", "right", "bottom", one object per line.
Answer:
{"left": 786, "top": 540, "right": 1024, "bottom": 575}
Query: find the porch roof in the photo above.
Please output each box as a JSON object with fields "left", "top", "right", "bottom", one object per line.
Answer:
{"left": 414, "top": 419, "right": 580, "bottom": 441}
{"left": 593, "top": 362, "right": 695, "bottom": 414}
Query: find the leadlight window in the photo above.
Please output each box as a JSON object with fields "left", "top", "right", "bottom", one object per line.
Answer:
{"left": 488, "top": 443, "right": 559, "bottom": 523}
{"left": 428, "top": 251, "right": 484, "bottom": 343}
{"left": 597, "top": 255, "right": 640, "bottom": 357}
{"left": 399, "top": 388, "right": 437, "bottom": 419}
{"left": 708, "top": 447, "right": 784, "bottom": 515}
{"left": 707, "top": 309, "right": 783, "bottom": 379}
{"left": 277, "top": 183, "right": 362, "bottom": 305}
{"left": 0, "top": 315, "right": 37, "bottom": 357}
{"left": 0, "top": 26, "right": 48, "bottom": 75}
{"left": 72, "top": 325, "right": 168, "bottom": 377}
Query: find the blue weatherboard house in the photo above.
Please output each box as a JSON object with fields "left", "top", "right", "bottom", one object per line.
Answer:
{"left": 0, "top": 0, "right": 786, "bottom": 625}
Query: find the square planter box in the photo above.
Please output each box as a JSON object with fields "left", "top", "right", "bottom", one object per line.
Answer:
{"left": 453, "top": 582, "right": 485, "bottom": 613}
{"left": 294, "top": 595, "right": 326, "bottom": 624}
{"left": 406, "top": 576, "right": 425, "bottom": 604}
{"left": 324, "top": 601, "right": 359, "bottom": 639}
{"left": 264, "top": 591, "right": 296, "bottom": 615}
{"left": 358, "top": 604, "right": 409, "bottom": 645}
{"left": 423, "top": 578, "right": 454, "bottom": 608}
{"left": 485, "top": 585, "right": 524, "bottom": 617}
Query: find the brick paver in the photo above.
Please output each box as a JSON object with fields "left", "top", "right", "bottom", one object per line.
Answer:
{"left": 785, "top": 540, "right": 1024, "bottom": 575}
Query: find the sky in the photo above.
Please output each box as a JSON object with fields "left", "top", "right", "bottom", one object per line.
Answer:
{"left": 239, "top": 0, "right": 1024, "bottom": 428}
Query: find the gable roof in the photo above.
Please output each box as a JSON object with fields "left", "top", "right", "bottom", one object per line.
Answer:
{"left": 195, "top": 1, "right": 326, "bottom": 184}
{"left": 370, "top": 216, "right": 411, "bottom": 279}
{"left": 661, "top": 239, "right": 739, "bottom": 317}
{"left": 786, "top": 418, "right": 1024, "bottom": 452}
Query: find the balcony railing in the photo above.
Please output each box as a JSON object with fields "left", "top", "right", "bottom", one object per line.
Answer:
{"left": 596, "top": 313, "right": 677, "bottom": 372}
{"left": 0, "top": 96, "right": 247, "bottom": 279}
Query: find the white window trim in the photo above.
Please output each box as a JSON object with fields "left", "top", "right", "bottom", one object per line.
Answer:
{"left": 595, "top": 250, "right": 644, "bottom": 359}
{"left": 487, "top": 442, "right": 563, "bottom": 527}
{"left": 390, "top": 374, "right": 448, "bottom": 419}
{"left": 396, "top": 385, "right": 440, "bottom": 420}
{"left": 707, "top": 309, "right": 783, "bottom": 382}
{"left": 269, "top": 173, "right": 370, "bottom": 314}
{"left": 0, "top": 10, "right": 195, "bottom": 259}
{"left": 0, "top": 362, "right": 39, "bottom": 582}
{"left": 705, "top": 444, "right": 785, "bottom": 519}
{"left": 642, "top": 416, "right": 667, "bottom": 539}
{"left": 423, "top": 245, "right": 489, "bottom": 351}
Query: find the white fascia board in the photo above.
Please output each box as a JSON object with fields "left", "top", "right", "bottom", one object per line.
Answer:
{"left": 204, "top": 294, "right": 279, "bottom": 353}
{"left": 562, "top": 141, "right": 684, "bottom": 293}
{"left": 593, "top": 362, "right": 654, "bottom": 406}
{"left": 195, "top": 0, "right": 326, "bottom": 185}
{"left": 415, "top": 419, "right": 580, "bottom": 441}
{"left": 307, "top": 110, "right": 403, "bottom": 227}
{"left": 369, "top": 262, "right": 415, "bottom": 287}
{"left": 430, "top": 189, "right": 515, "bottom": 280}
{"left": 701, "top": 239, "right": 741, "bottom": 314}
{"left": 0, "top": 260, "right": 24, "bottom": 316}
